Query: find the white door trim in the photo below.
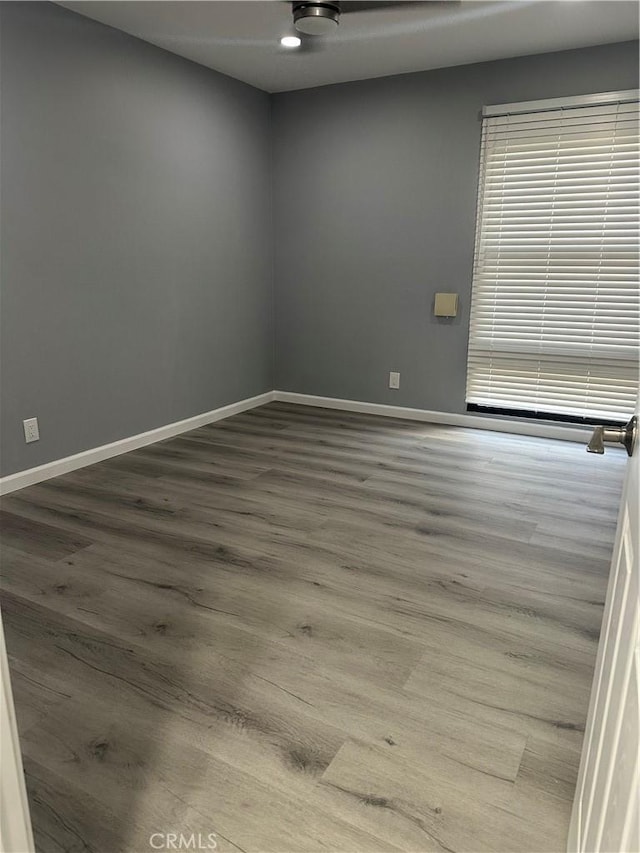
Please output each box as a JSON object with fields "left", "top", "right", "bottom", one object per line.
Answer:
{"left": 568, "top": 403, "right": 639, "bottom": 852}
{"left": 0, "top": 609, "right": 35, "bottom": 853}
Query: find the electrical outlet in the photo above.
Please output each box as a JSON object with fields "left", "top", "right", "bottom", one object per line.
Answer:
{"left": 389, "top": 372, "right": 400, "bottom": 390}
{"left": 23, "top": 417, "right": 40, "bottom": 443}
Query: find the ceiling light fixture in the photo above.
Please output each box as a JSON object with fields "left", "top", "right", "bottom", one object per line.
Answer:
{"left": 293, "top": 2, "right": 340, "bottom": 35}
{"left": 280, "top": 35, "right": 302, "bottom": 47}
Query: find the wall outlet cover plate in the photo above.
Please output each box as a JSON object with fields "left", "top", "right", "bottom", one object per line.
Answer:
{"left": 23, "top": 417, "right": 40, "bottom": 443}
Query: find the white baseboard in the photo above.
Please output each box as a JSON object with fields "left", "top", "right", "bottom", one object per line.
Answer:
{"left": 272, "top": 391, "right": 592, "bottom": 443}
{"left": 0, "top": 388, "right": 592, "bottom": 496}
{"left": 0, "top": 391, "right": 275, "bottom": 496}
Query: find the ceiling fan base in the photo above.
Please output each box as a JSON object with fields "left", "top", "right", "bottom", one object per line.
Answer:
{"left": 293, "top": 3, "right": 340, "bottom": 35}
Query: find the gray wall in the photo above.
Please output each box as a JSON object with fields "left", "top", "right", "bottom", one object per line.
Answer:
{"left": 0, "top": 2, "right": 273, "bottom": 476}
{"left": 2, "top": 8, "right": 638, "bottom": 478}
{"left": 272, "top": 41, "right": 639, "bottom": 413}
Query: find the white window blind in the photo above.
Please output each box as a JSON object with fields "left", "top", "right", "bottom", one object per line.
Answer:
{"left": 466, "top": 92, "right": 640, "bottom": 422}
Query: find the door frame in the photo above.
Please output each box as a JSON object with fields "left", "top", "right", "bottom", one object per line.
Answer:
{"left": 567, "top": 408, "right": 639, "bottom": 852}
{"left": 0, "top": 608, "right": 34, "bottom": 853}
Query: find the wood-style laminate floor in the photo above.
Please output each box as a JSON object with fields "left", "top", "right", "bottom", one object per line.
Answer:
{"left": 0, "top": 403, "right": 627, "bottom": 853}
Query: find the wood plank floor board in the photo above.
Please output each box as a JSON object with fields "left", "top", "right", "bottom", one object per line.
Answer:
{"left": 4, "top": 601, "right": 406, "bottom": 852}
{"left": 96, "top": 449, "right": 272, "bottom": 486}
{"left": 0, "top": 539, "right": 560, "bottom": 763}
{"left": 403, "top": 629, "right": 593, "bottom": 735}
{"left": 18, "top": 689, "right": 393, "bottom": 853}
{"left": 1, "top": 592, "right": 354, "bottom": 784}
{"left": 2, "top": 478, "right": 607, "bottom": 680}
{"left": 2, "top": 486, "right": 608, "bottom": 680}
{"left": 314, "top": 490, "right": 612, "bottom": 580}
{"left": 298, "top": 527, "right": 609, "bottom": 659}
{"left": 247, "top": 471, "right": 541, "bottom": 546}
{"left": 1, "top": 403, "right": 626, "bottom": 852}
{"left": 244, "top": 402, "right": 439, "bottom": 433}
{"left": 320, "top": 739, "right": 570, "bottom": 853}
{"left": 128, "top": 437, "right": 276, "bottom": 475}
{"left": 0, "top": 546, "right": 528, "bottom": 789}
{"left": 0, "top": 509, "right": 94, "bottom": 561}
{"left": 23, "top": 756, "right": 127, "bottom": 853}
{"left": 33, "top": 540, "right": 427, "bottom": 690}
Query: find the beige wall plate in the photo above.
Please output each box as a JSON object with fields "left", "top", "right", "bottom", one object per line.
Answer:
{"left": 434, "top": 292, "right": 459, "bottom": 317}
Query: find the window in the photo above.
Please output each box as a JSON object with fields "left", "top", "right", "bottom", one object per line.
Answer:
{"left": 466, "top": 91, "right": 640, "bottom": 423}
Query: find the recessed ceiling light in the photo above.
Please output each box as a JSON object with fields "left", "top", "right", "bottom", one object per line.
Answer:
{"left": 280, "top": 36, "right": 301, "bottom": 48}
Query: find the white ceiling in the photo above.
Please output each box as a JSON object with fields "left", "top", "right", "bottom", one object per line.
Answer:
{"left": 57, "top": 1, "right": 639, "bottom": 93}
